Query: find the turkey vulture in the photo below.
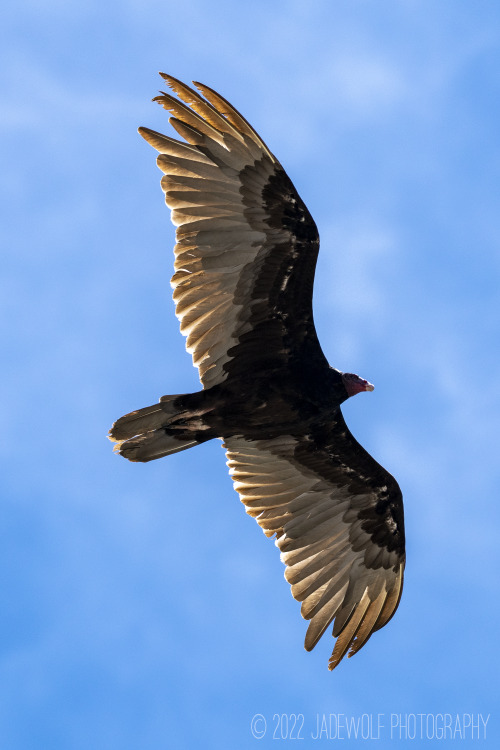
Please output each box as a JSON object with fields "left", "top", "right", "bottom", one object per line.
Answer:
{"left": 109, "top": 73, "right": 405, "bottom": 670}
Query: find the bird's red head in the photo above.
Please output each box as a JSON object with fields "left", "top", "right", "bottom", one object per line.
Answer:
{"left": 341, "top": 372, "right": 375, "bottom": 398}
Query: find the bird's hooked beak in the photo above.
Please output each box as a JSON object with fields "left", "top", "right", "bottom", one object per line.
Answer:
{"left": 341, "top": 372, "right": 375, "bottom": 397}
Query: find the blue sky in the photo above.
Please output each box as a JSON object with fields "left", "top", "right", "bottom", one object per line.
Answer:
{"left": 1, "top": 1, "right": 499, "bottom": 747}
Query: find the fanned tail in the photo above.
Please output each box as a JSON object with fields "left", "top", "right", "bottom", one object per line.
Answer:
{"left": 108, "top": 393, "right": 207, "bottom": 462}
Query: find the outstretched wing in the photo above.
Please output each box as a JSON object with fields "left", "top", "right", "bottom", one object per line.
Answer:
{"left": 224, "top": 412, "right": 405, "bottom": 670}
{"left": 140, "top": 74, "right": 325, "bottom": 388}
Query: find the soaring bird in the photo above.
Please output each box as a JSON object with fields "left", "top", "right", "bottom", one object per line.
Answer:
{"left": 109, "top": 74, "right": 405, "bottom": 670}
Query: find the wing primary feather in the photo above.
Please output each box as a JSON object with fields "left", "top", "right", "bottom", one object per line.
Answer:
{"left": 138, "top": 126, "right": 208, "bottom": 160}
{"left": 304, "top": 582, "right": 349, "bottom": 651}
{"left": 160, "top": 73, "right": 247, "bottom": 143}
{"left": 168, "top": 117, "right": 206, "bottom": 146}
{"left": 328, "top": 591, "right": 371, "bottom": 670}
{"left": 373, "top": 563, "right": 405, "bottom": 630}
{"left": 346, "top": 589, "right": 388, "bottom": 657}
{"left": 153, "top": 92, "right": 227, "bottom": 146}
{"left": 193, "top": 81, "right": 276, "bottom": 160}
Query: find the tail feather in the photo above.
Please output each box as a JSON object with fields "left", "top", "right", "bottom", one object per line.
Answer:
{"left": 112, "top": 431, "right": 200, "bottom": 462}
{"left": 109, "top": 393, "right": 206, "bottom": 463}
{"left": 109, "top": 394, "right": 185, "bottom": 442}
